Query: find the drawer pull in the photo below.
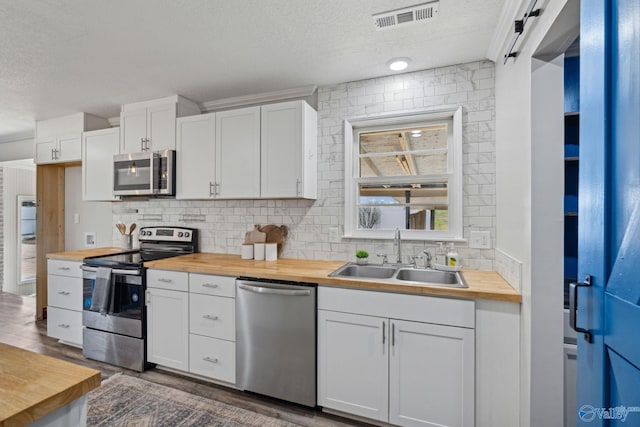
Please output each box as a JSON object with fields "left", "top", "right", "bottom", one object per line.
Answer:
{"left": 202, "top": 283, "right": 218, "bottom": 288}
{"left": 202, "top": 315, "right": 219, "bottom": 321}
{"left": 158, "top": 278, "right": 173, "bottom": 283}
{"left": 58, "top": 267, "right": 71, "bottom": 271}
{"left": 57, "top": 291, "right": 70, "bottom": 295}
{"left": 58, "top": 324, "right": 70, "bottom": 328}
{"left": 203, "top": 357, "right": 219, "bottom": 364}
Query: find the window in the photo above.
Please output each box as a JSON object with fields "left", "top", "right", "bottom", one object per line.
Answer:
{"left": 344, "top": 107, "right": 462, "bottom": 240}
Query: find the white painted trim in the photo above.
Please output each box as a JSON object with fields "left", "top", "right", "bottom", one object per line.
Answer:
{"left": 486, "top": 0, "right": 528, "bottom": 62}
{"left": 0, "top": 131, "right": 35, "bottom": 144}
{"left": 199, "top": 85, "right": 317, "bottom": 112}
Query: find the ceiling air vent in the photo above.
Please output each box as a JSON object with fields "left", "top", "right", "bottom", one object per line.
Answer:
{"left": 373, "top": 1, "right": 440, "bottom": 30}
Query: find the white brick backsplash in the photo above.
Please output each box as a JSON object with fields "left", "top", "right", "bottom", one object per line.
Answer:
{"left": 112, "top": 60, "right": 496, "bottom": 270}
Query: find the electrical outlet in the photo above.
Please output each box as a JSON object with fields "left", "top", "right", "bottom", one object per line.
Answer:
{"left": 329, "top": 227, "right": 341, "bottom": 243}
{"left": 469, "top": 231, "right": 491, "bottom": 249}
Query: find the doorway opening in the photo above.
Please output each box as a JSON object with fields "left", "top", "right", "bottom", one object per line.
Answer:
{"left": 0, "top": 159, "right": 37, "bottom": 297}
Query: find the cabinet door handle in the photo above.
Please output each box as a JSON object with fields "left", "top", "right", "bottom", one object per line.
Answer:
{"left": 209, "top": 182, "right": 215, "bottom": 197}
{"left": 141, "top": 137, "right": 145, "bottom": 151}
{"left": 58, "top": 324, "right": 70, "bottom": 328}
{"left": 157, "top": 278, "right": 173, "bottom": 283}
{"left": 202, "top": 315, "right": 219, "bottom": 321}
{"left": 215, "top": 182, "right": 220, "bottom": 195}
{"left": 203, "top": 357, "right": 219, "bottom": 363}
{"left": 202, "top": 283, "right": 218, "bottom": 288}
{"left": 146, "top": 137, "right": 151, "bottom": 151}
{"left": 57, "top": 291, "right": 70, "bottom": 295}
{"left": 392, "top": 322, "right": 396, "bottom": 347}
{"left": 58, "top": 267, "right": 70, "bottom": 271}
{"left": 382, "top": 321, "right": 386, "bottom": 349}
{"left": 296, "top": 178, "right": 301, "bottom": 196}
{"left": 145, "top": 290, "right": 150, "bottom": 306}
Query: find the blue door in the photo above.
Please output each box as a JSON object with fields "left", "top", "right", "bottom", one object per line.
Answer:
{"left": 577, "top": 1, "right": 640, "bottom": 425}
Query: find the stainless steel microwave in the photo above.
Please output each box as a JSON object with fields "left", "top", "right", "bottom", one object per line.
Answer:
{"left": 113, "top": 150, "right": 175, "bottom": 196}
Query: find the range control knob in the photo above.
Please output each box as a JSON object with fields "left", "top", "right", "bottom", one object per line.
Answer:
{"left": 178, "top": 232, "right": 184, "bottom": 237}
{"left": 185, "top": 232, "right": 190, "bottom": 238}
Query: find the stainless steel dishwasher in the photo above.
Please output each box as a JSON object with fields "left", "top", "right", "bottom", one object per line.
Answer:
{"left": 236, "top": 278, "right": 316, "bottom": 407}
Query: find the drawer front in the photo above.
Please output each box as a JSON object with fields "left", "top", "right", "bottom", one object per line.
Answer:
{"left": 147, "top": 269, "right": 188, "bottom": 292}
{"left": 48, "top": 274, "right": 83, "bottom": 311}
{"left": 48, "top": 260, "right": 82, "bottom": 278}
{"left": 189, "top": 273, "right": 236, "bottom": 297}
{"left": 47, "top": 307, "right": 82, "bottom": 345}
{"left": 189, "top": 294, "right": 235, "bottom": 341}
{"left": 189, "top": 334, "right": 235, "bottom": 384}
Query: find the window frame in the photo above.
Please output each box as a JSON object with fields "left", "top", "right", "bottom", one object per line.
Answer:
{"left": 343, "top": 106, "right": 463, "bottom": 240}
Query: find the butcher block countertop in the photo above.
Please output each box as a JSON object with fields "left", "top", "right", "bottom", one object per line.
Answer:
{"left": 145, "top": 253, "right": 522, "bottom": 303}
{"left": 0, "top": 343, "right": 100, "bottom": 426}
{"left": 46, "top": 247, "right": 132, "bottom": 262}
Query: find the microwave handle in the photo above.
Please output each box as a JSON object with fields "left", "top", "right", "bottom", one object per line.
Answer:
{"left": 150, "top": 151, "right": 157, "bottom": 194}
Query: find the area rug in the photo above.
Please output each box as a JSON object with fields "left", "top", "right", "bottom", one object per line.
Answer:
{"left": 87, "top": 373, "right": 299, "bottom": 426}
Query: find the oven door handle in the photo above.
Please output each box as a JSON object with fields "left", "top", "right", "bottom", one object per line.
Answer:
{"left": 81, "top": 265, "right": 142, "bottom": 276}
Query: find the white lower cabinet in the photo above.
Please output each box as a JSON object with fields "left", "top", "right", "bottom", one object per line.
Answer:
{"left": 389, "top": 320, "right": 475, "bottom": 427}
{"left": 47, "top": 260, "right": 83, "bottom": 346}
{"left": 318, "top": 286, "right": 475, "bottom": 427}
{"left": 146, "top": 269, "right": 236, "bottom": 384}
{"left": 146, "top": 287, "right": 189, "bottom": 370}
{"left": 318, "top": 311, "right": 389, "bottom": 421}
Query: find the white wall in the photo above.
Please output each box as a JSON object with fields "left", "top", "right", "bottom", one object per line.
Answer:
{"left": 113, "top": 60, "right": 497, "bottom": 269}
{"left": 0, "top": 139, "right": 35, "bottom": 162}
{"left": 64, "top": 167, "right": 113, "bottom": 250}
{"left": 494, "top": 0, "right": 571, "bottom": 425}
{"left": 1, "top": 165, "right": 36, "bottom": 295}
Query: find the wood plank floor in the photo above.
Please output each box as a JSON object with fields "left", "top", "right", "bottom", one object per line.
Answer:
{"left": 0, "top": 292, "right": 373, "bottom": 427}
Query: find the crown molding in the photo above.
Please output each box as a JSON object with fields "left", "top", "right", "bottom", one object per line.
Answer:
{"left": 0, "top": 130, "right": 35, "bottom": 144}
{"left": 200, "top": 85, "right": 317, "bottom": 112}
{"left": 486, "top": 0, "right": 527, "bottom": 62}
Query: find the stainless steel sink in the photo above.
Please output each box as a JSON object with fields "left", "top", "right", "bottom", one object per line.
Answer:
{"left": 329, "top": 264, "right": 397, "bottom": 279}
{"left": 329, "top": 263, "right": 467, "bottom": 288}
{"left": 395, "top": 268, "right": 466, "bottom": 287}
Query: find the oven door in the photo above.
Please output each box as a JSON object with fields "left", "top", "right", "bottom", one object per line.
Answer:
{"left": 82, "top": 266, "right": 144, "bottom": 338}
{"left": 113, "top": 151, "right": 153, "bottom": 196}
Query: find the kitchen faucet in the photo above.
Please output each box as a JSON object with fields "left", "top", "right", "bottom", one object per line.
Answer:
{"left": 394, "top": 228, "right": 402, "bottom": 264}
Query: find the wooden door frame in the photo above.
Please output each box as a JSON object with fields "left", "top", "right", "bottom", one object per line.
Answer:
{"left": 35, "top": 162, "right": 80, "bottom": 321}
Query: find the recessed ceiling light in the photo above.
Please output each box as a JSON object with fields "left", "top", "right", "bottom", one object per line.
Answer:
{"left": 387, "top": 57, "right": 410, "bottom": 71}
{"left": 411, "top": 130, "right": 422, "bottom": 135}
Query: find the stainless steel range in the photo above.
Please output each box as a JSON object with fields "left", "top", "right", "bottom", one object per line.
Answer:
{"left": 81, "top": 226, "right": 198, "bottom": 371}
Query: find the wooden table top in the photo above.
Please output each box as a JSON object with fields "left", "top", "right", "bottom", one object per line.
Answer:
{"left": 46, "top": 247, "right": 132, "bottom": 262}
{"left": 0, "top": 343, "right": 101, "bottom": 426}
{"left": 145, "top": 253, "right": 522, "bottom": 303}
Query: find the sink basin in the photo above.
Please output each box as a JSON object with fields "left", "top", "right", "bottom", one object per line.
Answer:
{"left": 395, "top": 268, "right": 466, "bottom": 287}
{"left": 329, "top": 263, "right": 467, "bottom": 288}
{"left": 329, "top": 264, "right": 396, "bottom": 279}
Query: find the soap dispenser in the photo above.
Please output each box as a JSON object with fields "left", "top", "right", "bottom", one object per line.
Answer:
{"left": 446, "top": 243, "right": 460, "bottom": 267}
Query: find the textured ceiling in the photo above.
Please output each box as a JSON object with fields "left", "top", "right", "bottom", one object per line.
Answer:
{"left": 0, "top": 0, "right": 507, "bottom": 140}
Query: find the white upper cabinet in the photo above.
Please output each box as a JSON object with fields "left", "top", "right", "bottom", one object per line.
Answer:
{"left": 216, "top": 106, "right": 261, "bottom": 198}
{"left": 120, "top": 95, "right": 200, "bottom": 154}
{"left": 35, "top": 113, "right": 109, "bottom": 164}
{"left": 176, "top": 113, "right": 216, "bottom": 199}
{"left": 82, "top": 127, "right": 120, "bottom": 201}
{"left": 261, "top": 100, "right": 317, "bottom": 199}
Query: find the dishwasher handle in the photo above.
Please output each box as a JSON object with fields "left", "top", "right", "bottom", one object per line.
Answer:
{"left": 238, "top": 282, "right": 311, "bottom": 296}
